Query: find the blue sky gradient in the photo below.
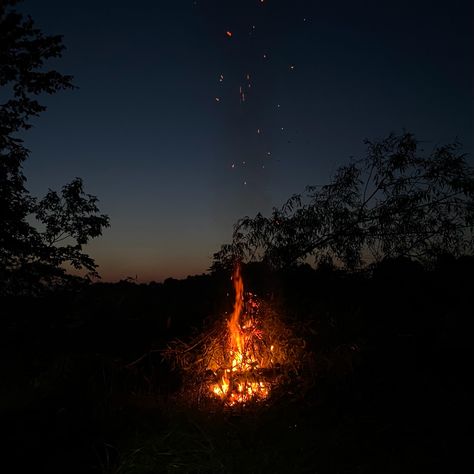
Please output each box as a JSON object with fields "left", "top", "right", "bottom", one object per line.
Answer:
{"left": 18, "top": 0, "right": 473, "bottom": 281}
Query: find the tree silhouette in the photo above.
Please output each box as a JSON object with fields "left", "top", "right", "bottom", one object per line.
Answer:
{"left": 0, "top": 0, "right": 109, "bottom": 294}
{"left": 213, "top": 132, "right": 474, "bottom": 270}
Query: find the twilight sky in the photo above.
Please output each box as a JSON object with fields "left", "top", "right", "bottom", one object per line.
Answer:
{"left": 19, "top": 0, "right": 473, "bottom": 282}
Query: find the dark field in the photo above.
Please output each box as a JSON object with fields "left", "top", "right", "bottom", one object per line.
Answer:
{"left": 1, "top": 258, "right": 472, "bottom": 473}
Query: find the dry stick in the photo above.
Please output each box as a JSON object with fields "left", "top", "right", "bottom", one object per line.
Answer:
{"left": 124, "top": 349, "right": 162, "bottom": 369}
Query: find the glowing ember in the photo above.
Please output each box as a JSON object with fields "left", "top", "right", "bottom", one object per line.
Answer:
{"left": 209, "top": 264, "right": 271, "bottom": 406}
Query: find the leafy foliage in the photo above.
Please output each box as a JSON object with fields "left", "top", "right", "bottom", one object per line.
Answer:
{"left": 0, "top": 0, "right": 109, "bottom": 294}
{"left": 213, "top": 132, "right": 474, "bottom": 270}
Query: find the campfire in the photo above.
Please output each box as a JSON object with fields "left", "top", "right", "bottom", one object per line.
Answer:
{"left": 208, "top": 264, "right": 271, "bottom": 405}
{"left": 165, "top": 264, "right": 308, "bottom": 407}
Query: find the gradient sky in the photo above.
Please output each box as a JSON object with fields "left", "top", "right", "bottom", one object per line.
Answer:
{"left": 18, "top": 0, "right": 473, "bottom": 281}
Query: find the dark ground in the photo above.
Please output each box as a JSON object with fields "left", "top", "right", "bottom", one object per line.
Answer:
{"left": 1, "top": 257, "right": 473, "bottom": 473}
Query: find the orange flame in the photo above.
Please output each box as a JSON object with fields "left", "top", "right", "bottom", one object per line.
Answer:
{"left": 228, "top": 263, "right": 244, "bottom": 355}
{"left": 209, "top": 263, "right": 271, "bottom": 406}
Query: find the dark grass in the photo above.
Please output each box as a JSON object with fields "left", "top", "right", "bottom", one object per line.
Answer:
{"left": 1, "top": 257, "right": 472, "bottom": 473}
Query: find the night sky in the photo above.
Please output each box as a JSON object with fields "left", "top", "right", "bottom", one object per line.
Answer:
{"left": 19, "top": 0, "right": 473, "bottom": 282}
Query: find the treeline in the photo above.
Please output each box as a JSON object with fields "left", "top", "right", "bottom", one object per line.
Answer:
{"left": 3, "top": 254, "right": 472, "bottom": 364}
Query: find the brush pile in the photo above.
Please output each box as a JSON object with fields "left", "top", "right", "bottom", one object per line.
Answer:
{"left": 164, "top": 266, "right": 311, "bottom": 407}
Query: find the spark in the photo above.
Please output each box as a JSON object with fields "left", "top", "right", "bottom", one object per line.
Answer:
{"left": 226, "top": 31, "right": 233, "bottom": 38}
{"left": 219, "top": 74, "right": 224, "bottom": 82}
{"left": 215, "top": 97, "right": 221, "bottom": 102}
{"left": 239, "top": 86, "right": 246, "bottom": 102}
